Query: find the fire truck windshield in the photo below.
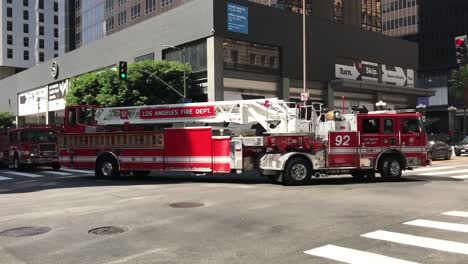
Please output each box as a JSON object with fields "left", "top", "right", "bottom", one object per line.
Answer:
{"left": 21, "top": 130, "right": 57, "bottom": 142}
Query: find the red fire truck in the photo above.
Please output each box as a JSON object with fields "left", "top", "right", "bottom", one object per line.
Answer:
{"left": 57, "top": 99, "right": 429, "bottom": 185}
{"left": 0, "top": 126, "right": 61, "bottom": 171}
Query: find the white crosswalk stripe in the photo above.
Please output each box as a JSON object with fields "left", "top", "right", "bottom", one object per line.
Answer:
{"left": 403, "top": 166, "right": 468, "bottom": 180}
{"left": 362, "top": 230, "right": 468, "bottom": 255}
{"left": 42, "top": 171, "right": 72, "bottom": 176}
{"left": 2, "top": 171, "right": 43, "bottom": 178}
{"left": 0, "top": 176, "right": 12, "bottom": 181}
{"left": 0, "top": 169, "right": 94, "bottom": 182}
{"left": 419, "top": 169, "right": 468, "bottom": 176}
{"left": 442, "top": 211, "right": 468, "bottom": 218}
{"left": 304, "top": 244, "right": 420, "bottom": 264}
{"left": 61, "top": 168, "right": 94, "bottom": 174}
{"left": 404, "top": 219, "right": 468, "bottom": 233}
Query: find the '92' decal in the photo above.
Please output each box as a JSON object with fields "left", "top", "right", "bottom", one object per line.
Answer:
{"left": 335, "top": 135, "right": 351, "bottom": 146}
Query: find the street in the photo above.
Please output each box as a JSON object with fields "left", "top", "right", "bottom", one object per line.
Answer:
{"left": 0, "top": 158, "right": 467, "bottom": 263}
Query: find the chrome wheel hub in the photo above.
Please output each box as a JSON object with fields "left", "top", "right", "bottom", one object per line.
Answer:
{"left": 291, "top": 164, "right": 307, "bottom": 181}
{"left": 390, "top": 161, "right": 400, "bottom": 176}
{"left": 102, "top": 162, "right": 113, "bottom": 177}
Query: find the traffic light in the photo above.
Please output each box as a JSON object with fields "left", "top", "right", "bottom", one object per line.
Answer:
{"left": 455, "top": 35, "right": 468, "bottom": 65}
{"left": 118, "top": 61, "right": 127, "bottom": 80}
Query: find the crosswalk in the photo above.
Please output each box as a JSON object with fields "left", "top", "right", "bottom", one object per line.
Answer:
{"left": 0, "top": 168, "right": 93, "bottom": 182}
{"left": 403, "top": 165, "right": 468, "bottom": 180}
{"left": 304, "top": 210, "right": 468, "bottom": 263}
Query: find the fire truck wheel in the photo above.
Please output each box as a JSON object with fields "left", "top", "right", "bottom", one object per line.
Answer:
{"left": 96, "top": 156, "right": 120, "bottom": 179}
{"left": 13, "top": 155, "right": 23, "bottom": 171}
{"left": 52, "top": 163, "right": 61, "bottom": 171}
{"left": 283, "top": 157, "right": 312, "bottom": 186}
{"left": 133, "top": 170, "right": 150, "bottom": 177}
{"left": 380, "top": 156, "right": 402, "bottom": 180}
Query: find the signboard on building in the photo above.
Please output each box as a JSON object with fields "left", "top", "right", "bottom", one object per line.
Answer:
{"left": 48, "top": 80, "right": 69, "bottom": 112}
{"left": 335, "top": 59, "right": 415, "bottom": 87}
{"left": 227, "top": 3, "right": 248, "bottom": 34}
{"left": 18, "top": 87, "right": 48, "bottom": 116}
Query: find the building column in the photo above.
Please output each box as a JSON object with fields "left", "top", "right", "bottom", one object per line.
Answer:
{"left": 280, "top": 77, "right": 290, "bottom": 100}
{"left": 326, "top": 82, "right": 334, "bottom": 110}
{"left": 207, "top": 36, "right": 224, "bottom": 102}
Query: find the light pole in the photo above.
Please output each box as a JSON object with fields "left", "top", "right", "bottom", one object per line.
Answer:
{"left": 302, "top": 0, "right": 307, "bottom": 103}
{"left": 163, "top": 45, "right": 187, "bottom": 100}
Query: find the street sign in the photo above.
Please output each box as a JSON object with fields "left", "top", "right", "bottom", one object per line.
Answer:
{"left": 301, "top": 92, "right": 309, "bottom": 101}
{"left": 180, "top": 98, "right": 192, "bottom": 104}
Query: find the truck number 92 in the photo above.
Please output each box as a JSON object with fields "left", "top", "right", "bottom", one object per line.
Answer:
{"left": 335, "top": 135, "right": 351, "bottom": 146}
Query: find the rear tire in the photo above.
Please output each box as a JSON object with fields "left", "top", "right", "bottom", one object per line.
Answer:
{"left": 282, "top": 157, "right": 312, "bottom": 186}
{"left": 96, "top": 155, "right": 120, "bottom": 180}
{"left": 380, "top": 156, "right": 402, "bottom": 181}
{"left": 133, "top": 170, "right": 150, "bottom": 177}
{"left": 52, "top": 163, "right": 61, "bottom": 171}
{"left": 455, "top": 150, "right": 462, "bottom": 157}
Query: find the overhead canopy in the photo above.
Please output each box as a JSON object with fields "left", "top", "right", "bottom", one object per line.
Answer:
{"left": 330, "top": 79, "right": 436, "bottom": 97}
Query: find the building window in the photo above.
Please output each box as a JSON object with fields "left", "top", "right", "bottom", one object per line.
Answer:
{"left": 161, "top": 0, "right": 174, "bottom": 8}
{"left": 7, "top": 21, "right": 12, "bottom": 31}
{"left": 23, "top": 24, "right": 29, "bottom": 34}
{"left": 231, "top": 50, "right": 238, "bottom": 64}
{"left": 75, "top": 16, "right": 81, "bottom": 27}
{"left": 250, "top": 54, "right": 257, "bottom": 65}
{"left": 106, "top": 16, "right": 114, "bottom": 32}
{"left": 75, "top": 0, "right": 80, "bottom": 10}
{"left": 23, "top": 10, "right": 29, "bottom": 20}
{"left": 54, "top": 15, "right": 58, "bottom": 25}
{"left": 24, "top": 50, "right": 29, "bottom": 60}
{"left": 54, "top": 54, "right": 58, "bottom": 58}
{"left": 7, "top": 7, "right": 12, "bottom": 18}
{"left": 39, "top": 52, "right": 44, "bottom": 62}
{"left": 54, "top": 1, "right": 58, "bottom": 12}
{"left": 54, "top": 41, "right": 59, "bottom": 50}
{"left": 131, "top": 4, "right": 141, "bottom": 20}
{"left": 223, "top": 39, "right": 280, "bottom": 74}
{"left": 118, "top": 11, "right": 126, "bottom": 25}
{"left": 24, "top": 37, "right": 29, "bottom": 47}
{"left": 134, "top": 52, "right": 155, "bottom": 62}
{"left": 7, "top": 0, "right": 12, "bottom": 3}
{"left": 39, "top": 39, "right": 44, "bottom": 49}
{"left": 7, "top": 35, "right": 13, "bottom": 45}
{"left": 146, "top": 0, "right": 156, "bottom": 13}
{"left": 75, "top": 33, "right": 81, "bottom": 44}
{"left": 333, "top": 0, "right": 343, "bottom": 23}
{"left": 39, "top": 26, "right": 44, "bottom": 36}
{"left": 164, "top": 41, "right": 207, "bottom": 72}
{"left": 105, "top": 0, "right": 114, "bottom": 12}
{"left": 39, "top": 0, "right": 44, "bottom": 9}
{"left": 54, "top": 28, "right": 59, "bottom": 38}
{"left": 118, "top": 0, "right": 126, "bottom": 6}
{"left": 361, "top": 0, "right": 382, "bottom": 32}
{"left": 39, "top": 13, "right": 44, "bottom": 23}
{"left": 23, "top": 0, "right": 28, "bottom": 6}
{"left": 7, "top": 49, "right": 13, "bottom": 59}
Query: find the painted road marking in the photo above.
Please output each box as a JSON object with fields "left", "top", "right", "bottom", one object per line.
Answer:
{"left": 404, "top": 219, "right": 468, "bottom": 233}
{"left": 362, "top": 230, "right": 468, "bottom": 255}
{"left": 0, "top": 176, "right": 12, "bottom": 181}
{"left": 61, "top": 168, "right": 94, "bottom": 174}
{"left": 304, "top": 244, "right": 420, "bottom": 264}
{"left": 419, "top": 169, "right": 468, "bottom": 176}
{"left": 451, "top": 175, "right": 468, "bottom": 179}
{"left": 42, "top": 171, "right": 72, "bottom": 176}
{"left": 442, "top": 211, "right": 468, "bottom": 218}
{"left": 2, "top": 171, "right": 43, "bottom": 178}
{"left": 405, "top": 166, "right": 454, "bottom": 173}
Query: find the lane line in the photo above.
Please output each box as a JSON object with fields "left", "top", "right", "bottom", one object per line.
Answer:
{"left": 2, "top": 171, "right": 42, "bottom": 178}
{"left": 442, "top": 211, "right": 468, "bottom": 218}
{"left": 101, "top": 248, "right": 166, "bottom": 264}
{"left": 451, "top": 175, "right": 468, "bottom": 179}
{"left": 418, "top": 169, "right": 468, "bottom": 176}
{"left": 404, "top": 219, "right": 468, "bottom": 233}
{"left": 304, "top": 244, "right": 420, "bottom": 264}
{"left": 404, "top": 166, "right": 454, "bottom": 173}
{"left": 0, "top": 176, "right": 12, "bottom": 181}
{"left": 362, "top": 230, "right": 468, "bottom": 255}
{"left": 60, "top": 168, "right": 94, "bottom": 174}
{"left": 41, "top": 171, "right": 72, "bottom": 176}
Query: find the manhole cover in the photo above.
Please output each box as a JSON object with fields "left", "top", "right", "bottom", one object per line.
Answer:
{"left": 88, "top": 226, "right": 127, "bottom": 236}
{"left": 0, "top": 226, "right": 51, "bottom": 237}
{"left": 169, "top": 202, "right": 204, "bottom": 208}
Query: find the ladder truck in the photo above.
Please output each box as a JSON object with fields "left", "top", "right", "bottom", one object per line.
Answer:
{"left": 57, "top": 98, "right": 430, "bottom": 185}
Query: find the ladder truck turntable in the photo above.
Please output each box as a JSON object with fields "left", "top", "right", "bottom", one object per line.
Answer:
{"left": 58, "top": 98, "right": 430, "bottom": 185}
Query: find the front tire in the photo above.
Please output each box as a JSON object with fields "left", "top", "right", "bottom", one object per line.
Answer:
{"left": 445, "top": 151, "right": 452, "bottom": 160}
{"left": 380, "top": 156, "right": 402, "bottom": 180}
{"left": 283, "top": 157, "right": 312, "bottom": 186}
{"left": 13, "top": 155, "right": 23, "bottom": 171}
{"left": 455, "top": 149, "right": 462, "bottom": 156}
{"left": 96, "top": 156, "right": 120, "bottom": 179}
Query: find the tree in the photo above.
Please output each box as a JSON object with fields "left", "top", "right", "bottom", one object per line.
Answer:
{"left": 451, "top": 65, "right": 468, "bottom": 135}
{"left": 66, "top": 60, "right": 206, "bottom": 107}
{"left": 0, "top": 112, "right": 15, "bottom": 131}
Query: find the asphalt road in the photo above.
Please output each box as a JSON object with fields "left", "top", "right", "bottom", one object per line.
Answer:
{"left": 0, "top": 157, "right": 468, "bottom": 263}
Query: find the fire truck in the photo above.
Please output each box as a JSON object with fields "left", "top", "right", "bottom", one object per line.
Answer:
{"left": 0, "top": 126, "right": 61, "bottom": 171}
{"left": 57, "top": 98, "right": 429, "bottom": 185}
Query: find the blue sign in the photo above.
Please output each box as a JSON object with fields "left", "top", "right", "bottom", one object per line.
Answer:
{"left": 227, "top": 3, "right": 248, "bottom": 34}
{"left": 180, "top": 98, "right": 192, "bottom": 104}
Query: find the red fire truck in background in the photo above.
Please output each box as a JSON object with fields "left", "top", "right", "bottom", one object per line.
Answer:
{"left": 57, "top": 98, "right": 429, "bottom": 185}
{"left": 0, "top": 126, "right": 61, "bottom": 171}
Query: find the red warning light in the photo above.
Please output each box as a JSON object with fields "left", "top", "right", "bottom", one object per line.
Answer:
{"left": 456, "top": 39, "right": 465, "bottom": 46}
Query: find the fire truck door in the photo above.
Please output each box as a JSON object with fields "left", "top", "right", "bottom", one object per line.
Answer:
{"left": 328, "top": 132, "right": 359, "bottom": 167}
{"left": 359, "top": 117, "right": 382, "bottom": 155}
{"left": 381, "top": 118, "right": 398, "bottom": 149}
{"left": 399, "top": 117, "right": 423, "bottom": 149}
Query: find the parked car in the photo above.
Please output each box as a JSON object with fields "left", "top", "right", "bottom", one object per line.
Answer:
{"left": 428, "top": 141, "right": 452, "bottom": 160}
{"left": 454, "top": 136, "right": 468, "bottom": 156}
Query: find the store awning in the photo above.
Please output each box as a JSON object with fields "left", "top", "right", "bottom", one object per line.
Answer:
{"left": 330, "top": 79, "right": 436, "bottom": 97}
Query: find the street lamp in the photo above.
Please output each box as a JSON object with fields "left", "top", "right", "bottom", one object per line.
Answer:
{"left": 163, "top": 45, "right": 187, "bottom": 100}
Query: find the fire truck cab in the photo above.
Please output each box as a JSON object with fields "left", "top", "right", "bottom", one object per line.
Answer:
{"left": 58, "top": 99, "right": 429, "bottom": 185}
{"left": 0, "top": 126, "right": 61, "bottom": 171}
